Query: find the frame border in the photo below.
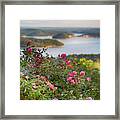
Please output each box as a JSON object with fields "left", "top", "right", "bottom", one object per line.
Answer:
{"left": 0, "top": 0, "right": 119, "bottom": 119}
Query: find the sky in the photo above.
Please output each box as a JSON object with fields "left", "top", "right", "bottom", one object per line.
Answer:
{"left": 20, "top": 20, "right": 100, "bottom": 28}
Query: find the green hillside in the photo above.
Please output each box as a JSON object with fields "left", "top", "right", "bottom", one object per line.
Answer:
{"left": 20, "top": 37, "right": 64, "bottom": 48}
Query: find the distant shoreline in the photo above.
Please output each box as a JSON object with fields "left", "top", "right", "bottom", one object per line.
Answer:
{"left": 20, "top": 37, "right": 64, "bottom": 48}
{"left": 31, "top": 45, "right": 64, "bottom": 49}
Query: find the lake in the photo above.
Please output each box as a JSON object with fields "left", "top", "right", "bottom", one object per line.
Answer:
{"left": 20, "top": 37, "right": 100, "bottom": 57}
{"left": 47, "top": 37, "right": 100, "bottom": 57}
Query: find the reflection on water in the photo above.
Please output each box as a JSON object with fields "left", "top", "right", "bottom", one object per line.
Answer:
{"left": 47, "top": 37, "right": 100, "bottom": 57}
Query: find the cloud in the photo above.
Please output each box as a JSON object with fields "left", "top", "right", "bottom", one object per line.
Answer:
{"left": 21, "top": 20, "right": 100, "bottom": 28}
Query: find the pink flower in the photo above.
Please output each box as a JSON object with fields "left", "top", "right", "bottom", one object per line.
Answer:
{"left": 49, "top": 84, "right": 55, "bottom": 90}
{"left": 80, "top": 71, "right": 85, "bottom": 77}
{"left": 27, "top": 47, "right": 32, "bottom": 53}
{"left": 66, "top": 60, "right": 71, "bottom": 65}
{"left": 67, "top": 71, "right": 78, "bottom": 85}
{"left": 72, "top": 71, "right": 77, "bottom": 75}
{"left": 67, "top": 77, "right": 77, "bottom": 85}
{"left": 67, "top": 77, "right": 73, "bottom": 82}
{"left": 68, "top": 72, "right": 75, "bottom": 77}
{"left": 70, "top": 80, "right": 76, "bottom": 84}
{"left": 60, "top": 53, "right": 66, "bottom": 59}
{"left": 86, "top": 77, "right": 91, "bottom": 81}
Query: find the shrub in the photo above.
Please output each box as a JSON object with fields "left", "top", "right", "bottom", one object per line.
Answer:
{"left": 20, "top": 46, "right": 100, "bottom": 100}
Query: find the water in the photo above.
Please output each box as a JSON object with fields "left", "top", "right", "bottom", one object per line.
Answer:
{"left": 22, "top": 35, "right": 53, "bottom": 39}
{"left": 47, "top": 37, "right": 100, "bottom": 57}
{"left": 20, "top": 37, "right": 100, "bottom": 57}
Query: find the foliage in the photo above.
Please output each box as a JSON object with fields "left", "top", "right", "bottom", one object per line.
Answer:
{"left": 20, "top": 37, "right": 64, "bottom": 47}
{"left": 20, "top": 45, "right": 100, "bottom": 100}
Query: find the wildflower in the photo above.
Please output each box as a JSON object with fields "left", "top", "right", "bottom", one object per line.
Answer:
{"left": 49, "top": 83, "right": 55, "bottom": 90}
{"left": 27, "top": 47, "right": 32, "bottom": 53}
{"left": 70, "top": 80, "right": 76, "bottom": 84}
{"left": 86, "top": 77, "right": 91, "bottom": 81}
{"left": 66, "top": 60, "right": 71, "bottom": 65}
{"left": 67, "top": 76, "right": 73, "bottom": 81}
{"left": 68, "top": 71, "right": 77, "bottom": 77}
{"left": 72, "top": 71, "right": 77, "bottom": 75}
{"left": 80, "top": 71, "right": 85, "bottom": 77}
{"left": 67, "top": 76, "right": 77, "bottom": 85}
{"left": 67, "top": 71, "right": 78, "bottom": 85}
{"left": 68, "top": 72, "right": 75, "bottom": 77}
{"left": 60, "top": 53, "right": 66, "bottom": 59}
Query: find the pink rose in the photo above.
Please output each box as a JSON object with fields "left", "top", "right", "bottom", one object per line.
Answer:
{"left": 80, "top": 71, "right": 85, "bottom": 77}
{"left": 66, "top": 60, "right": 71, "bottom": 65}
{"left": 72, "top": 71, "right": 77, "bottom": 75}
{"left": 67, "top": 77, "right": 73, "bottom": 82}
{"left": 49, "top": 84, "right": 55, "bottom": 90}
{"left": 68, "top": 72, "right": 75, "bottom": 77}
{"left": 86, "top": 77, "right": 91, "bottom": 81}
{"left": 70, "top": 80, "right": 76, "bottom": 84}
{"left": 60, "top": 53, "right": 66, "bottom": 59}
{"left": 27, "top": 47, "right": 32, "bottom": 53}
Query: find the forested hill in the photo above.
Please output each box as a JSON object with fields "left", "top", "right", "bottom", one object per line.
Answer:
{"left": 20, "top": 37, "right": 64, "bottom": 48}
{"left": 20, "top": 27, "right": 100, "bottom": 38}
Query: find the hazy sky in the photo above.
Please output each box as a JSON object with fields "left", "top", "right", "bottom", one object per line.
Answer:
{"left": 21, "top": 20, "right": 100, "bottom": 28}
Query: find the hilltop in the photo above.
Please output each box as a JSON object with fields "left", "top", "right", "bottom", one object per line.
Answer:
{"left": 20, "top": 27, "right": 100, "bottom": 38}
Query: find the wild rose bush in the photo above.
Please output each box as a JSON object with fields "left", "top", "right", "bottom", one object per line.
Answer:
{"left": 20, "top": 46, "right": 100, "bottom": 100}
